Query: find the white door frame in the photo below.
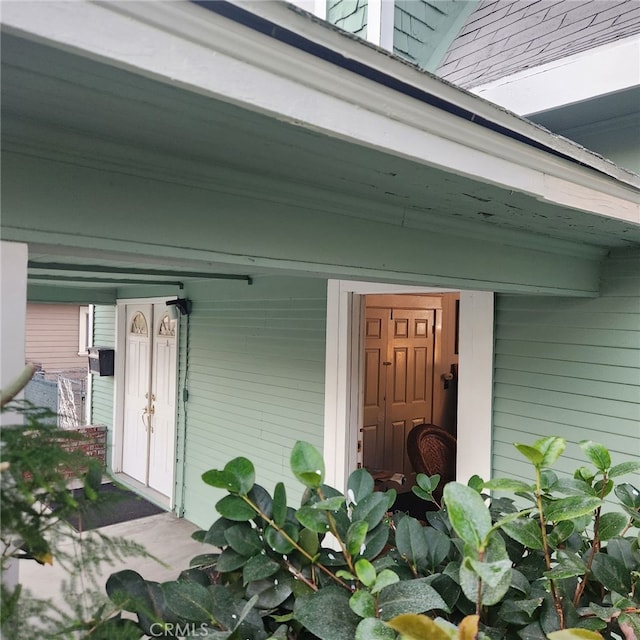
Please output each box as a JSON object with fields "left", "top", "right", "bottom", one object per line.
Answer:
{"left": 113, "top": 296, "right": 179, "bottom": 507}
{"left": 323, "top": 280, "right": 494, "bottom": 493}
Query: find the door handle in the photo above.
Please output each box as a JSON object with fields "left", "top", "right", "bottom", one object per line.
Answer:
{"left": 142, "top": 404, "right": 155, "bottom": 432}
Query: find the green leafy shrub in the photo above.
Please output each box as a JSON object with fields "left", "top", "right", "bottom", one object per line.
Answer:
{"left": 1, "top": 367, "right": 150, "bottom": 639}
{"left": 105, "top": 438, "right": 640, "bottom": 639}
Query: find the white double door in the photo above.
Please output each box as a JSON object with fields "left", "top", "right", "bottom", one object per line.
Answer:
{"left": 122, "top": 303, "right": 177, "bottom": 498}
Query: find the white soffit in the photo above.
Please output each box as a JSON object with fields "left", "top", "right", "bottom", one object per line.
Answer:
{"left": 471, "top": 36, "right": 640, "bottom": 117}
{"left": 2, "top": 0, "right": 639, "bottom": 225}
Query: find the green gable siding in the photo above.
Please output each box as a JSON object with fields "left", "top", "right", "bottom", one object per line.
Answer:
{"left": 90, "top": 305, "right": 116, "bottom": 463}
{"left": 394, "top": 1, "right": 479, "bottom": 72}
{"left": 327, "top": 0, "right": 368, "bottom": 38}
{"left": 178, "top": 277, "right": 327, "bottom": 528}
{"left": 493, "top": 249, "right": 640, "bottom": 487}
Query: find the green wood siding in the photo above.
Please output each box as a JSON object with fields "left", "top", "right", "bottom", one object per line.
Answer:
{"left": 90, "top": 305, "right": 116, "bottom": 465}
{"left": 394, "top": 1, "right": 478, "bottom": 72}
{"left": 327, "top": 0, "right": 368, "bottom": 38}
{"left": 178, "top": 277, "right": 327, "bottom": 528}
{"left": 493, "top": 249, "right": 640, "bottom": 487}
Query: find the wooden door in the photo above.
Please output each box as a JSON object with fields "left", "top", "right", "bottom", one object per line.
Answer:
{"left": 362, "top": 297, "right": 439, "bottom": 483}
{"left": 362, "top": 308, "right": 389, "bottom": 470}
{"left": 385, "top": 307, "right": 435, "bottom": 479}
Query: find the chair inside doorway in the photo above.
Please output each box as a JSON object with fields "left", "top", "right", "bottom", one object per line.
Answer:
{"left": 406, "top": 423, "right": 457, "bottom": 505}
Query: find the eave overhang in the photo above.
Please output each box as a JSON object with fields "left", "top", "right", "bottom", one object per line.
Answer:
{"left": 3, "top": 1, "right": 638, "bottom": 206}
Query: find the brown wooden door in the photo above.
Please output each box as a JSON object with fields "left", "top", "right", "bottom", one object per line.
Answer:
{"left": 362, "top": 308, "right": 389, "bottom": 471}
{"left": 362, "top": 299, "right": 437, "bottom": 483}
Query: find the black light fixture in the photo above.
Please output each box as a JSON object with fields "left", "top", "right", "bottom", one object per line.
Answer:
{"left": 166, "top": 298, "right": 192, "bottom": 316}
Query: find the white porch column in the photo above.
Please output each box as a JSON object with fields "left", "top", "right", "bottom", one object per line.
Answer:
{"left": 0, "top": 241, "right": 28, "bottom": 590}
{"left": 1, "top": 241, "right": 28, "bottom": 408}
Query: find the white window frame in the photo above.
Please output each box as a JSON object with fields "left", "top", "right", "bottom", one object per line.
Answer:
{"left": 78, "top": 305, "right": 92, "bottom": 356}
{"left": 323, "top": 280, "right": 494, "bottom": 493}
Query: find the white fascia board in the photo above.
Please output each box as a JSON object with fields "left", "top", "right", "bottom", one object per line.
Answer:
{"left": 2, "top": 0, "right": 639, "bottom": 225}
{"left": 471, "top": 36, "right": 640, "bottom": 117}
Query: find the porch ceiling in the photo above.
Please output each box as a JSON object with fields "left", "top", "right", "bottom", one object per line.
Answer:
{"left": 1, "top": 9, "right": 639, "bottom": 291}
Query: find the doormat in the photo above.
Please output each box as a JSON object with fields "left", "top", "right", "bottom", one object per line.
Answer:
{"left": 58, "top": 482, "right": 165, "bottom": 531}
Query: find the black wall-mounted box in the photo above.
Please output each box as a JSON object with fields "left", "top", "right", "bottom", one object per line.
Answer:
{"left": 88, "top": 347, "right": 115, "bottom": 376}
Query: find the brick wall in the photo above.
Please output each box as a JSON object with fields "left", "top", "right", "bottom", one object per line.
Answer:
{"left": 59, "top": 425, "right": 107, "bottom": 479}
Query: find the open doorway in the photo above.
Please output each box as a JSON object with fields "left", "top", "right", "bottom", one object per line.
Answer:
{"left": 323, "top": 281, "right": 493, "bottom": 497}
{"left": 360, "top": 293, "right": 459, "bottom": 501}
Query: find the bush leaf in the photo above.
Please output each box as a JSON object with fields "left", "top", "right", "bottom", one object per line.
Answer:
{"left": 386, "top": 613, "right": 450, "bottom": 640}
{"left": 349, "top": 589, "right": 375, "bottom": 618}
{"left": 352, "top": 492, "right": 390, "bottom": 530}
{"left": 547, "top": 631, "right": 605, "bottom": 639}
{"left": 202, "top": 457, "right": 255, "bottom": 495}
{"left": 296, "top": 506, "right": 330, "bottom": 533}
{"left": 354, "top": 558, "right": 376, "bottom": 587}
{"left": 535, "top": 436, "right": 566, "bottom": 468}
{"left": 355, "top": 617, "right": 396, "bottom": 640}
{"left": 290, "top": 441, "right": 325, "bottom": 488}
{"left": 224, "top": 523, "right": 262, "bottom": 556}
{"left": 163, "top": 581, "right": 212, "bottom": 623}
{"left": 544, "top": 496, "right": 601, "bottom": 522}
{"left": 346, "top": 520, "right": 369, "bottom": 557}
{"left": 608, "top": 461, "right": 640, "bottom": 478}
{"left": 483, "top": 478, "right": 534, "bottom": 493}
{"left": 272, "top": 482, "right": 287, "bottom": 527}
{"left": 590, "top": 553, "right": 632, "bottom": 594}
{"left": 597, "top": 512, "right": 628, "bottom": 541}
{"left": 515, "top": 443, "right": 544, "bottom": 466}
{"left": 396, "top": 516, "right": 429, "bottom": 571}
{"left": 294, "top": 586, "right": 359, "bottom": 640}
{"left": 216, "top": 495, "right": 256, "bottom": 521}
{"left": 347, "top": 468, "right": 374, "bottom": 504}
{"left": 615, "top": 483, "right": 640, "bottom": 509}
{"left": 443, "top": 482, "right": 492, "bottom": 549}
{"left": 502, "top": 518, "right": 544, "bottom": 550}
{"left": 377, "top": 578, "right": 448, "bottom": 620}
{"left": 242, "top": 554, "right": 279, "bottom": 584}
{"left": 579, "top": 441, "right": 611, "bottom": 472}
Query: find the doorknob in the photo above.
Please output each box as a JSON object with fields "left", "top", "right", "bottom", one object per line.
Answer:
{"left": 441, "top": 364, "right": 456, "bottom": 390}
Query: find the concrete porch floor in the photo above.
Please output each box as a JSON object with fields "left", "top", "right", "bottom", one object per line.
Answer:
{"left": 18, "top": 511, "right": 211, "bottom": 619}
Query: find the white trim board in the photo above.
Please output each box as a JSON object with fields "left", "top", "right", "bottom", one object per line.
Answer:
{"left": 323, "top": 280, "right": 493, "bottom": 493}
{"left": 366, "top": 0, "right": 394, "bottom": 50}
{"left": 472, "top": 36, "right": 640, "bottom": 116}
